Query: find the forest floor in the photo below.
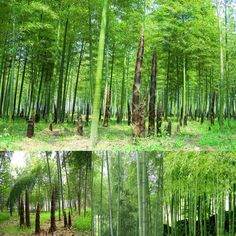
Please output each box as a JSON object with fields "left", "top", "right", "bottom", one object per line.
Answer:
{"left": 0, "top": 212, "right": 91, "bottom": 236}
{"left": 0, "top": 118, "right": 235, "bottom": 151}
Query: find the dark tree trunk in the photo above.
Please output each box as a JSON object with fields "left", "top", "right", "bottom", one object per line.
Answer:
{"left": 13, "top": 56, "right": 21, "bottom": 118}
{"left": 156, "top": 102, "right": 162, "bottom": 136}
{"left": 127, "top": 101, "right": 131, "bottom": 126}
{"left": 201, "top": 112, "right": 204, "bottom": 124}
{"left": 57, "top": 19, "right": 69, "bottom": 123}
{"left": 18, "top": 195, "right": 21, "bottom": 216}
{"left": 35, "top": 203, "right": 40, "bottom": 234}
{"left": 148, "top": 49, "right": 157, "bottom": 135}
{"left": 139, "top": 95, "right": 147, "bottom": 137}
{"left": 77, "top": 114, "right": 83, "bottom": 135}
{"left": 103, "top": 47, "right": 115, "bottom": 127}
{"left": 9, "top": 201, "right": 13, "bottom": 216}
{"left": 78, "top": 167, "right": 82, "bottom": 215}
{"left": 180, "top": 106, "right": 183, "bottom": 126}
{"left": 85, "top": 103, "right": 89, "bottom": 126}
{"left": 27, "top": 117, "right": 34, "bottom": 138}
{"left": 35, "top": 65, "right": 44, "bottom": 123}
{"left": 71, "top": 42, "right": 84, "bottom": 122}
{"left": 17, "top": 57, "right": 27, "bottom": 116}
{"left": 184, "top": 115, "right": 187, "bottom": 126}
{"left": 103, "top": 89, "right": 111, "bottom": 127}
{"left": 20, "top": 196, "right": 24, "bottom": 226}
{"left": 84, "top": 161, "right": 88, "bottom": 217}
{"left": 49, "top": 122, "right": 53, "bottom": 131}
{"left": 167, "top": 120, "right": 172, "bottom": 136}
{"left": 63, "top": 211, "right": 67, "bottom": 227}
{"left": 68, "top": 211, "right": 72, "bottom": 228}
{"left": 53, "top": 104, "right": 57, "bottom": 123}
{"left": 25, "top": 190, "right": 30, "bottom": 227}
{"left": 49, "top": 188, "right": 56, "bottom": 233}
{"left": 132, "top": 30, "right": 144, "bottom": 137}
{"left": 61, "top": 42, "right": 72, "bottom": 122}
{"left": 210, "top": 92, "right": 215, "bottom": 126}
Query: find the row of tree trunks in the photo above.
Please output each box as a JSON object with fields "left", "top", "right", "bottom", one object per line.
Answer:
{"left": 19, "top": 190, "right": 30, "bottom": 228}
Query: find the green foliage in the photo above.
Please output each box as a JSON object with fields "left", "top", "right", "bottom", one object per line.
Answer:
{"left": 8, "top": 164, "right": 43, "bottom": 205}
{"left": 164, "top": 152, "right": 236, "bottom": 198}
{"left": 0, "top": 212, "right": 10, "bottom": 223}
{"left": 74, "top": 209, "right": 91, "bottom": 231}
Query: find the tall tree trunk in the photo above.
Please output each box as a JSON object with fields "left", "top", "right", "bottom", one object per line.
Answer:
{"left": 218, "top": 3, "right": 224, "bottom": 129}
{"left": 57, "top": 152, "right": 66, "bottom": 225}
{"left": 46, "top": 152, "right": 52, "bottom": 195}
{"left": 84, "top": 160, "right": 88, "bottom": 217}
{"left": 181, "top": 57, "right": 186, "bottom": 126}
{"left": 141, "top": 153, "right": 146, "bottom": 236}
{"left": 224, "top": 1, "right": 230, "bottom": 127}
{"left": 56, "top": 152, "right": 61, "bottom": 221}
{"left": 71, "top": 42, "right": 84, "bottom": 122}
{"left": 90, "top": 0, "right": 109, "bottom": 146}
{"left": 13, "top": 56, "right": 21, "bottom": 118}
{"left": 49, "top": 187, "right": 56, "bottom": 233}
{"left": 88, "top": 0, "right": 94, "bottom": 104}
{"left": 106, "top": 151, "right": 114, "bottom": 236}
{"left": 103, "top": 46, "right": 115, "bottom": 127}
{"left": 35, "top": 65, "right": 44, "bottom": 122}
{"left": 64, "top": 157, "right": 72, "bottom": 212}
{"left": 20, "top": 196, "right": 24, "bottom": 226}
{"left": 78, "top": 166, "right": 82, "bottom": 215}
{"left": 61, "top": 42, "right": 72, "bottom": 122}
{"left": 164, "top": 51, "right": 170, "bottom": 121}
{"left": 35, "top": 203, "right": 40, "bottom": 234}
{"left": 25, "top": 189, "right": 30, "bottom": 227}
{"left": 116, "top": 152, "right": 121, "bottom": 236}
{"left": 148, "top": 49, "right": 157, "bottom": 135}
{"left": 156, "top": 102, "right": 162, "bottom": 136}
{"left": 136, "top": 152, "right": 142, "bottom": 236}
{"left": 56, "top": 18, "right": 69, "bottom": 123}
{"left": 100, "top": 153, "right": 104, "bottom": 236}
{"left": 132, "top": 30, "right": 144, "bottom": 137}
{"left": 17, "top": 57, "right": 27, "bottom": 116}
{"left": 117, "top": 55, "right": 126, "bottom": 123}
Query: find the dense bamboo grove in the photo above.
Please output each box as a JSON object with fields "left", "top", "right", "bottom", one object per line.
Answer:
{"left": 0, "top": 0, "right": 236, "bottom": 148}
{"left": 92, "top": 151, "right": 163, "bottom": 236}
{"left": 0, "top": 151, "right": 92, "bottom": 235}
{"left": 164, "top": 152, "right": 236, "bottom": 236}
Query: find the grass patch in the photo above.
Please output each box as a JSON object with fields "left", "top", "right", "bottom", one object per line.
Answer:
{"left": 0, "top": 211, "right": 58, "bottom": 235}
{"left": 73, "top": 209, "right": 91, "bottom": 232}
{"left": 0, "top": 212, "right": 10, "bottom": 223}
{"left": 0, "top": 118, "right": 235, "bottom": 151}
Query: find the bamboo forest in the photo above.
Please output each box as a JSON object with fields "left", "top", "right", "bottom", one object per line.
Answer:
{"left": 0, "top": 151, "right": 92, "bottom": 235}
{"left": 164, "top": 152, "right": 236, "bottom": 236}
{"left": 0, "top": 0, "right": 236, "bottom": 150}
{"left": 92, "top": 151, "right": 163, "bottom": 236}
{"left": 1, "top": 151, "right": 236, "bottom": 235}
{"left": 1, "top": 0, "right": 236, "bottom": 235}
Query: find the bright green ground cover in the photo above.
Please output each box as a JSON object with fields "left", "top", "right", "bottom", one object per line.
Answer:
{"left": 0, "top": 118, "right": 235, "bottom": 151}
{"left": 0, "top": 210, "right": 91, "bottom": 235}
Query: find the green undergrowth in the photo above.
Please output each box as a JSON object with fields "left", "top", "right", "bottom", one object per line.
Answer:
{"left": 0, "top": 118, "right": 235, "bottom": 151}
{"left": 0, "top": 211, "right": 58, "bottom": 235}
{"left": 0, "top": 212, "right": 10, "bottom": 223}
{"left": 73, "top": 209, "right": 91, "bottom": 232}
